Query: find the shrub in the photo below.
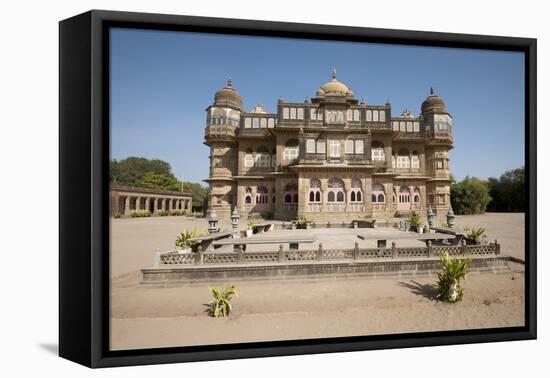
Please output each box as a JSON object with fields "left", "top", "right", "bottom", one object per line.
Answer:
{"left": 434, "top": 253, "right": 472, "bottom": 303}
{"left": 207, "top": 285, "right": 238, "bottom": 317}
{"left": 175, "top": 228, "right": 202, "bottom": 249}
{"left": 129, "top": 210, "right": 151, "bottom": 218}
{"left": 246, "top": 219, "right": 257, "bottom": 230}
{"left": 295, "top": 216, "right": 311, "bottom": 227}
{"left": 463, "top": 226, "right": 486, "bottom": 243}
{"left": 157, "top": 209, "right": 169, "bottom": 216}
{"left": 170, "top": 210, "right": 186, "bottom": 216}
{"left": 113, "top": 212, "right": 121, "bottom": 219}
{"left": 408, "top": 212, "right": 422, "bottom": 227}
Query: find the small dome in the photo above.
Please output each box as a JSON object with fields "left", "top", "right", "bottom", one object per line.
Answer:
{"left": 319, "top": 69, "right": 353, "bottom": 96}
{"left": 421, "top": 87, "right": 446, "bottom": 113}
{"left": 213, "top": 78, "right": 243, "bottom": 111}
{"left": 400, "top": 109, "right": 415, "bottom": 118}
{"left": 250, "top": 104, "right": 266, "bottom": 114}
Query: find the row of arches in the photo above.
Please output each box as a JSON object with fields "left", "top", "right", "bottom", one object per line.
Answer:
{"left": 241, "top": 182, "right": 423, "bottom": 211}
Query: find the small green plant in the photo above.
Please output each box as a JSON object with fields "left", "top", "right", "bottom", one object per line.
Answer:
{"left": 440, "top": 221, "right": 449, "bottom": 228}
{"left": 170, "top": 210, "right": 186, "bottom": 216}
{"left": 207, "top": 284, "right": 238, "bottom": 318}
{"left": 175, "top": 228, "right": 202, "bottom": 249}
{"left": 434, "top": 253, "right": 472, "bottom": 303}
{"left": 157, "top": 209, "right": 169, "bottom": 216}
{"left": 295, "top": 216, "right": 310, "bottom": 226}
{"left": 129, "top": 210, "right": 152, "bottom": 218}
{"left": 408, "top": 212, "right": 422, "bottom": 227}
{"left": 113, "top": 212, "right": 121, "bottom": 219}
{"left": 463, "top": 226, "right": 486, "bottom": 242}
{"left": 247, "top": 219, "right": 257, "bottom": 230}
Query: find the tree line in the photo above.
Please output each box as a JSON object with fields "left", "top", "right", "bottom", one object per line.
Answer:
{"left": 110, "top": 157, "right": 207, "bottom": 211}
{"left": 450, "top": 167, "right": 525, "bottom": 215}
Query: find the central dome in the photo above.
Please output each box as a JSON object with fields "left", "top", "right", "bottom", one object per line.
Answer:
{"left": 318, "top": 69, "right": 353, "bottom": 96}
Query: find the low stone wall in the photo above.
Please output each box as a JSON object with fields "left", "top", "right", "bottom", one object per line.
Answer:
{"left": 142, "top": 256, "right": 511, "bottom": 284}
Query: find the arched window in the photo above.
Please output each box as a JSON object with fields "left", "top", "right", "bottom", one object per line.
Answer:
{"left": 397, "top": 149, "right": 410, "bottom": 169}
{"left": 256, "top": 185, "right": 269, "bottom": 206}
{"left": 309, "top": 178, "right": 322, "bottom": 203}
{"left": 412, "top": 187, "right": 421, "bottom": 209}
{"left": 411, "top": 151, "right": 420, "bottom": 169}
{"left": 350, "top": 178, "right": 363, "bottom": 203}
{"left": 371, "top": 141, "right": 385, "bottom": 161}
{"left": 284, "top": 183, "right": 298, "bottom": 204}
{"left": 284, "top": 139, "right": 299, "bottom": 161}
{"left": 244, "top": 148, "right": 254, "bottom": 168}
{"left": 327, "top": 178, "right": 345, "bottom": 203}
{"left": 372, "top": 183, "right": 385, "bottom": 204}
{"left": 245, "top": 195, "right": 252, "bottom": 204}
{"left": 397, "top": 186, "right": 411, "bottom": 210}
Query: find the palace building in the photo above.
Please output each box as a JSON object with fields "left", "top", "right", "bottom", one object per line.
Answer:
{"left": 204, "top": 71, "right": 453, "bottom": 223}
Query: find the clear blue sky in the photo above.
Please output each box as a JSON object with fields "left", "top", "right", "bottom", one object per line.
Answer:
{"left": 110, "top": 28, "right": 525, "bottom": 184}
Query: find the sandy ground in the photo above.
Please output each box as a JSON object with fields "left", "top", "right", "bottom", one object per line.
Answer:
{"left": 109, "top": 212, "right": 526, "bottom": 350}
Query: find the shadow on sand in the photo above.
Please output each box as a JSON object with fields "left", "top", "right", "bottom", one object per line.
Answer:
{"left": 397, "top": 280, "right": 436, "bottom": 300}
{"left": 37, "top": 343, "right": 58, "bottom": 355}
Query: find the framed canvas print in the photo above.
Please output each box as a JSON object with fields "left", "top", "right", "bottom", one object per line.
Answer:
{"left": 59, "top": 10, "right": 537, "bottom": 368}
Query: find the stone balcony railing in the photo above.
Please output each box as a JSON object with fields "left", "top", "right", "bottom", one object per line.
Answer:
{"left": 204, "top": 125, "right": 236, "bottom": 140}
{"left": 157, "top": 241, "right": 501, "bottom": 266}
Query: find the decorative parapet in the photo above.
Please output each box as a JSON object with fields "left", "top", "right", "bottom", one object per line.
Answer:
{"left": 157, "top": 241, "right": 500, "bottom": 266}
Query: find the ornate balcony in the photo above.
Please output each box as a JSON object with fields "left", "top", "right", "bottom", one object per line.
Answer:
{"left": 204, "top": 125, "right": 236, "bottom": 142}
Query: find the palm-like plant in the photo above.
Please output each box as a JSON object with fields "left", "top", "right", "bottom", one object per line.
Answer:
{"left": 246, "top": 219, "right": 257, "bottom": 230}
{"left": 434, "top": 253, "right": 472, "bottom": 303}
{"left": 463, "top": 226, "right": 486, "bottom": 243}
{"left": 207, "top": 285, "right": 238, "bottom": 317}
{"left": 408, "top": 212, "right": 422, "bottom": 227}
{"left": 175, "top": 228, "right": 202, "bottom": 249}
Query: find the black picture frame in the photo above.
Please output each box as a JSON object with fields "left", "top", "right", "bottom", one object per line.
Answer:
{"left": 59, "top": 9, "right": 537, "bottom": 368}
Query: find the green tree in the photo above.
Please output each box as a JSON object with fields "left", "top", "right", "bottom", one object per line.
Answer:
{"left": 181, "top": 181, "right": 208, "bottom": 211}
{"left": 141, "top": 171, "right": 180, "bottom": 191}
{"left": 110, "top": 157, "right": 173, "bottom": 187}
{"left": 451, "top": 176, "right": 491, "bottom": 215}
{"left": 487, "top": 167, "right": 525, "bottom": 212}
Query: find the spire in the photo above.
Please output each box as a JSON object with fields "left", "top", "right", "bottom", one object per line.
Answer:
{"left": 430, "top": 86, "right": 434, "bottom": 95}
{"left": 332, "top": 68, "right": 337, "bottom": 80}
{"left": 226, "top": 77, "right": 232, "bottom": 88}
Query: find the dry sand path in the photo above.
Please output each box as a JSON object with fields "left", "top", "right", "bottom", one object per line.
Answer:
{"left": 111, "top": 268, "right": 524, "bottom": 350}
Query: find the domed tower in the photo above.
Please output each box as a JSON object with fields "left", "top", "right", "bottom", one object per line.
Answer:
{"left": 421, "top": 88, "right": 453, "bottom": 221}
{"left": 204, "top": 79, "right": 242, "bottom": 220}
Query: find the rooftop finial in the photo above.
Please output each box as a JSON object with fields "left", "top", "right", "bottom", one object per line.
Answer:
{"left": 227, "top": 77, "right": 232, "bottom": 87}
{"left": 332, "top": 68, "right": 337, "bottom": 79}
{"left": 430, "top": 86, "right": 434, "bottom": 95}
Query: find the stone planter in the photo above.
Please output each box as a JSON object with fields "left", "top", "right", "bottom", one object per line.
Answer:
{"left": 245, "top": 229, "right": 253, "bottom": 237}
{"left": 418, "top": 225, "right": 425, "bottom": 234}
